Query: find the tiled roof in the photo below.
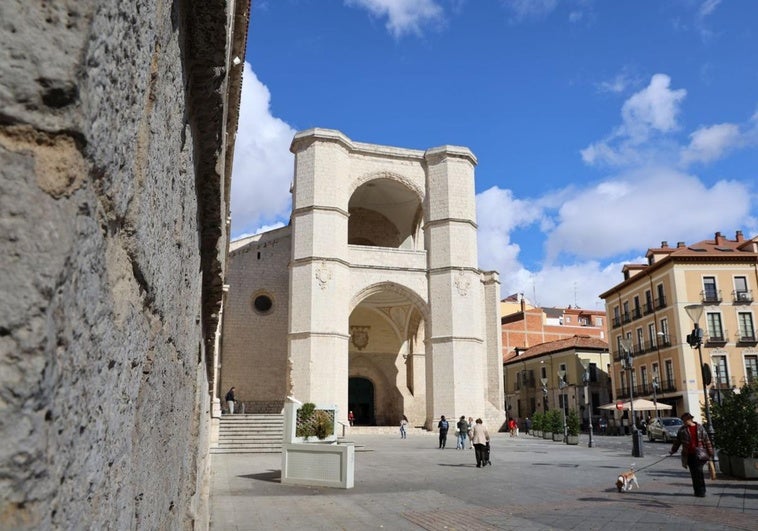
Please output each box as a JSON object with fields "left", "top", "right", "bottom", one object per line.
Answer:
{"left": 503, "top": 335, "right": 608, "bottom": 364}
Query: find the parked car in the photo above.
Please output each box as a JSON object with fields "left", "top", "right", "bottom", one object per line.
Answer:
{"left": 647, "top": 416, "right": 683, "bottom": 442}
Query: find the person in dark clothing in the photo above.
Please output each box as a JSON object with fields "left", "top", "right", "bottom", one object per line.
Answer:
{"left": 225, "top": 387, "right": 236, "bottom": 414}
{"left": 437, "top": 415, "right": 449, "bottom": 448}
{"left": 670, "top": 412, "right": 714, "bottom": 497}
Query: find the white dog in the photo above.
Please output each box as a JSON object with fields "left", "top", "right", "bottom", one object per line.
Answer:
{"left": 616, "top": 468, "right": 639, "bottom": 492}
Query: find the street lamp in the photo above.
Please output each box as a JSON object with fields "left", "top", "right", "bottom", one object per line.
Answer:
{"left": 558, "top": 370, "right": 568, "bottom": 443}
{"left": 651, "top": 369, "right": 660, "bottom": 419}
{"left": 620, "top": 337, "right": 643, "bottom": 458}
{"left": 684, "top": 304, "right": 717, "bottom": 456}
{"left": 540, "top": 377, "right": 549, "bottom": 412}
{"left": 580, "top": 359, "right": 594, "bottom": 448}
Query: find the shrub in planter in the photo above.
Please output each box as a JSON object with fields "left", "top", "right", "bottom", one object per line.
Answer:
{"left": 550, "top": 410, "right": 563, "bottom": 435}
{"left": 296, "top": 402, "right": 334, "bottom": 440}
{"left": 567, "top": 409, "right": 580, "bottom": 437}
{"left": 711, "top": 380, "right": 758, "bottom": 479}
{"left": 532, "top": 412, "right": 544, "bottom": 434}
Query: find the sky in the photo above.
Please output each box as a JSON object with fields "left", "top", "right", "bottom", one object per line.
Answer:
{"left": 230, "top": 0, "right": 758, "bottom": 310}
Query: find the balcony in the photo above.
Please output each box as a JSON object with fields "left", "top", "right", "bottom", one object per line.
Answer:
{"left": 612, "top": 316, "right": 621, "bottom": 329}
{"left": 733, "top": 290, "right": 753, "bottom": 304}
{"left": 654, "top": 295, "right": 667, "bottom": 309}
{"left": 701, "top": 289, "right": 722, "bottom": 304}
{"left": 632, "top": 307, "right": 642, "bottom": 320}
{"left": 643, "top": 302, "right": 654, "bottom": 315}
{"left": 660, "top": 379, "right": 677, "bottom": 393}
{"left": 622, "top": 312, "right": 631, "bottom": 324}
{"left": 735, "top": 331, "right": 758, "bottom": 346}
{"left": 705, "top": 329, "right": 728, "bottom": 346}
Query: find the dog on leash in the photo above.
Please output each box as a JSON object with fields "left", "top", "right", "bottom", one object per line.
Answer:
{"left": 616, "top": 467, "right": 639, "bottom": 492}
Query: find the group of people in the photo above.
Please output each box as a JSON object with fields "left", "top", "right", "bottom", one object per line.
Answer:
{"left": 434, "top": 415, "right": 491, "bottom": 467}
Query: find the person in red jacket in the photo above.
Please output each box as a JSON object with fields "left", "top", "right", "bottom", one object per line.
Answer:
{"left": 669, "top": 412, "right": 714, "bottom": 497}
{"left": 508, "top": 418, "right": 517, "bottom": 437}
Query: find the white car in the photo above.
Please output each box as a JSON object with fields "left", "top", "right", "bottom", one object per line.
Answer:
{"left": 647, "top": 417, "right": 683, "bottom": 442}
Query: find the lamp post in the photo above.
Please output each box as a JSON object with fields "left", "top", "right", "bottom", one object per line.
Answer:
{"left": 541, "top": 377, "right": 549, "bottom": 412}
{"left": 684, "top": 304, "right": 717, "bottom": 456}
{"left": 651, "top": 371, "right": 660, "bottom": 419}
{"left": 558, "top": 370, "right": 568, "bottom": 443}
{"left": 581, "top": 359, "right": 594, "bottom": 448}
{"left": 620, "top": 337, "right": 643, "bottom": 457}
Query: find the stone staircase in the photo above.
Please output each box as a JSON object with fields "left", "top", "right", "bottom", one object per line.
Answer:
{"left": 212, "top": 413, "right": 284, "bottom": 454}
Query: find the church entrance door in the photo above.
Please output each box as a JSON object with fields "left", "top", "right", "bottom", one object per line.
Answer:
{"left": 348, "top": 377, "right": 375, "bottom": 425}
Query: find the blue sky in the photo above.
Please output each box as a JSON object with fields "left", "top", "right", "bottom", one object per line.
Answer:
{"left": 231, "top": 0, "right": 758, "bottom": 309}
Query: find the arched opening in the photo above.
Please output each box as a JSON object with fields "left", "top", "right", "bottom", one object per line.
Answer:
{"left": 348, "top": 178, "right": 422, "bottom": 249}
{"left": 348, "top": 377, "right": 375, "bottom": 425}
{"left": 349, "top": 284, "right": 427, "bottom": 426}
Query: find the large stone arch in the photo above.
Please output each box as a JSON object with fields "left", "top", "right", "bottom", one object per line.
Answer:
{"left": 350, "top": 281, "right": 430, "bottom": 325}
{"left": 348, "top": 170, "right": 425, "bottom": 202}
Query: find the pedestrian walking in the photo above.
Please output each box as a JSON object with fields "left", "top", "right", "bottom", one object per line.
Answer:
{"left": 467, "top": 417, "right": 474, "bottom": 449}
{"left": 225, "top": 387, "right": 236, "bottom": 415}
{"left": 437, "top": 415, "right": 449, "bottom": 448}
{"left": 348, "top": 410, "right": 355, "bottom": 426}
{"left": 471, "top": 418, "right": 490, "bottom": 467}
{"left": 400, "top": 415, "right": 408, "bottom": 439}
{"left": 669, "top": 412, "right": 714, "bottom": 497}
{"left": 456, "top": 416, "right": 469, "bottom": 449}
{"left": 525, "top": 417, "right": 532, "bottom": 435}
{"left": 508, "top": 418, "right": 517, "bottom": 437}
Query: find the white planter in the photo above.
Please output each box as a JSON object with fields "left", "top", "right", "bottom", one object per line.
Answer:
{"left": 281, "top": 442, "right": 355, "bottom": 489}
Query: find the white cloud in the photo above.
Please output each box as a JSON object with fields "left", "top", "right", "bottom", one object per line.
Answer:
{"left": 582, "top": 74, "right": 686, "bottom": 166}
{"left": 230, "top": 63, "right": 296, "bottom": 237}
{"left": 596, "top": 68, "right": 638, "bottom": 94}
{"left": 681, "top": 123, "right": 741, "bottom": 164}
{"left": 345, "top": 0, "right": 444, "bottom": 37}
{"left": 503, "top": 0, "right": 559, "bottom": 20}
{"left": 543, "top": 167, "right": 752, "bottom": 261}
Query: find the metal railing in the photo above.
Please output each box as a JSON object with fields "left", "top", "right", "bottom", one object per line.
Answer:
{"left": 701, "top": 289, "right": 722, "bottom": 304}
{"left": 735, "top": 331, "right": 757, "bottom": 344}
{"left": 705, "top": 330, "right": 728, "bottom": 345}
{"left": 733, "top": 290, "right": 753, "bottom": 303}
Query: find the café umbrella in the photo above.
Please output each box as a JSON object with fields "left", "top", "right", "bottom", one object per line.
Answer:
{"left": 599, "top": 398, "right": 673, "bottom": 411}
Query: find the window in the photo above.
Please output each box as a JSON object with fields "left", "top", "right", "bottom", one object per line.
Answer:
{"left": 738, "top": 312, "right": 755, "bottom": 341}
{"left": 596, "top": 317, "right": 603, "bottom": 326}
{"left": 665, "top": 360, "right": 674, "bottom": 388}
{"left": 252, "top": 293, "right": 274, "bottom": 314}
{"left": 660, "top": 318, "right": 669, "bottom": 340}
{"left": 703, "top": 276, "right": 718, "bottom": 301}
{"left": 656, "top": 283, "right": 665, "bottom": 307}
{"left": 706, "top": 312, "right": 724, "bottom": 341}
{"left": 589, "top": 362, "right": 598, "bottom": 382}
{"left": 644, "top": 290, "right": 653, "bottom": 313}
{"left": 541, "top": 365, "right": 547, "bottom": 379}
{"left": 746, "top": 355, "right": 758, "bottom": 384}
{"left": 623, "top": 301, "right": 630, "bottom": 322}
{"left": 640, "top": 366, "right": 648, "bottom": 391}
{"left": 735, "top": 276, "right": 749, "bottom": 300}
{"left": 636, "top": 328, "right": 644, "bottom": 351}
{"left": 633, "top": 295, "right": 641, "bottom": 318}
{"left": 652, "top": 363, "right": 660, "bottom": 387}
{"left": 613, "top": 306, "right": 620, "bottom": 327}
{"left": 712, "top": 355, "right": 728, "bottom": 386}
{"left": 648, "top": 323, "right": 657, "bottom": 348}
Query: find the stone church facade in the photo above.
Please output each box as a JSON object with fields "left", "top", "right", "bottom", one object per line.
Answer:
{"left": 222, "top": 129, "right": 504, "bottom": 429}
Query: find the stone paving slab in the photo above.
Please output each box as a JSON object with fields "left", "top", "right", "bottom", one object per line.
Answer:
{"left": 211, "top": 433, "right": 757, "bottom": 530}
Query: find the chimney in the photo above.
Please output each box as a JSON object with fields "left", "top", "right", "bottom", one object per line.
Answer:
{"left": 520, "top": 298, "right": 526, "bottom": 312}
{"left": 736, "top": 230, "right": 744, "bottom": 242}
{"left": 661, "top": 241, "right": 668, "bottom": 248}
{"left": 677, "top": 241, "right": 685, "bottom": 248}
{"left": 715, "top": 231, "right": 724, "bottom": 245}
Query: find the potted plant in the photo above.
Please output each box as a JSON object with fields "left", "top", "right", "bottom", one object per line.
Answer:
{"left": 551, "top": 410, "right": 563, "bottom": 441}
{"left": 711, "top": 381, "right": 758, "bottom": 478}
{"left": 542, "top": 411, "right": 553, "bottom": 440}
{"left": 566, "top": 409, "right": 580, "bottom": 445}
{"left": 532, "top": 412, "right": 543, "bottom": 437}
{"left": 296, "top": 402, "right": 334, "bottom": 441}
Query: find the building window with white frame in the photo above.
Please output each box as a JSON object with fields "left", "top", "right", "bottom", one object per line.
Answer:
{"left": 664, "top": 359, "right": 674, "bottom": 389}
{"left": 703, "top": 276, "right": 718, "bottom": 302}
{"left": 746, "top": 355, "right": 758, "bottom": 384}
{"left": 738, "top": 312, "right": 755, "bottom": 341}
{"left": 735, "top": 276, "right": 749, "bottom": 301}
{"left": 660, "top": 318, "right": 669, "bottom": 340}
{"left": 706, "top": 312, "right": 725, "bottom": 341}
{"left": 636, "top": 328, "right": 644, "bottom": 351}
{"left": 640, "top": 365, "right": 648, "bottom": 392}
{"left": 712, "top": 354, "right": 729, "bottom": 387}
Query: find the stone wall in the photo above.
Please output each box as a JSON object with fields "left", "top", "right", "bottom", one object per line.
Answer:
{"left": 0, "top": 0, "right": 248, "bottom": 529}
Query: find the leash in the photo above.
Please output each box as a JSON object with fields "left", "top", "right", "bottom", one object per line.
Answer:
{"left": 633, "top": 454, "right": 672, "bottom": 473}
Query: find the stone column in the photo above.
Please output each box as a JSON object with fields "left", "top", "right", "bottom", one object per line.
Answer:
{"left": 423, "top": 146, "right": 485, "bottom": 426}
{"left": 288, "top": 130, "right": 352, "bottom": 423}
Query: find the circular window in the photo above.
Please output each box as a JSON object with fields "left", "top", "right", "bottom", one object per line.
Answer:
{"left": 253, "top": 294, "right": 273, "bottom": 314}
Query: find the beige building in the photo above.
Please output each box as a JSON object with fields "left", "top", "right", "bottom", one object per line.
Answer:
{"left": 599, "top": 231, "right": 758, "bottom": 424}
{"left": 503, "top": 336, "right": 611, "bottom": 427}
{"left": 221, "top": 129, "right": 505, "bottom": 429}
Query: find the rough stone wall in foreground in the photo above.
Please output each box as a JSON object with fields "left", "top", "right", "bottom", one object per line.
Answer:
{"left": 0, "top": 0, "right": 241, "bottom": 528}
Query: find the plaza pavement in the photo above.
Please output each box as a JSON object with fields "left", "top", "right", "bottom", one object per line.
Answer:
{"left": 210, "top": 431, "right": 758, "bottom": 530}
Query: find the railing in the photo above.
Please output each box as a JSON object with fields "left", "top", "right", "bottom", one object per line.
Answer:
{"left": 622, "top": 312, "right": 631, "bottom": 324}
{"left": 660, "top": 379, "right": 676, "bottom": 392}
{"left": 654, "top": 295, "right": 667, "bottom": 309}
{"left": 612, "top": 316, "right": 621, "bottom": 328}
{"left": 733, "top": 290, "right": 753, "bottom": 303}
{"left": 705, "top": 330, "right": 728, "bottom": 345}
{"left": 632, "top": 308, "right": 642, "bottom": 320}
{"left": 735, "top": 331, "right": 758, "bottom": 345}
{"left": 701, "top": 289, "right": 722, "bottom": 304}
{"left": 643, "top": 302, "right": 654, "bottom": 315}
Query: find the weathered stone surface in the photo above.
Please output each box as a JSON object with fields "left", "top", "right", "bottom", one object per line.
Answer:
{"left": 0, "top": 0, "right": 248, "bottom": 529}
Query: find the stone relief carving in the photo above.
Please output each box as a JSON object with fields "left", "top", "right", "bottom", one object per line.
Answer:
{"left": 350, "top": 326, "right": 370, "bottom": 351}
{"left": 315, "top": 261, "right": 332, "bottom": 290}
{"left": 455, "top": 270, "right": 471, "bottom": 297}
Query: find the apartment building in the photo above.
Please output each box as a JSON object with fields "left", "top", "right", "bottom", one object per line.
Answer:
{"left": 599, "top": 231, "right": 758, "bottom": 424}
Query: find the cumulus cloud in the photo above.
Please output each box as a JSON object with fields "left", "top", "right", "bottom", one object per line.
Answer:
{"left": 596, "top": 68, "right": 638, "bottom": 94}
{"left": 582, "top": 74, "right": 686, "bottom": 165}
{"left": 681, "top": 123, "right": 741, "bottom": 164}
{"left": 344, "top": 0, "right": 444, "bottom": 37}
{"left": 230, "top": 63, "right": 296, "bottom": 237}
{"left": 544, "top": 167, "right": 752, "bottom": 261}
